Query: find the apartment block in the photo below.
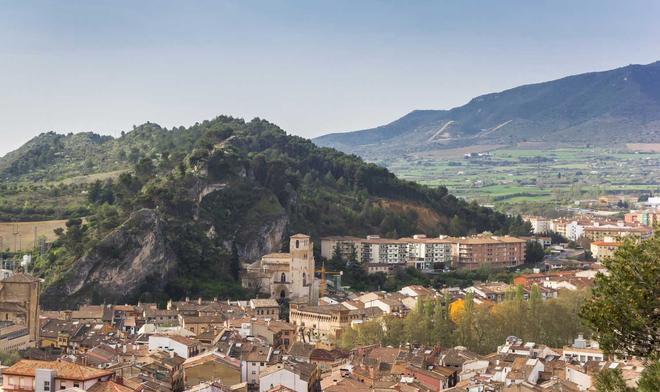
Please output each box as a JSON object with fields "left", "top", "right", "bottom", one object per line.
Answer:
{"left": 451, "top": 235, "right": 526, "bottom": 270}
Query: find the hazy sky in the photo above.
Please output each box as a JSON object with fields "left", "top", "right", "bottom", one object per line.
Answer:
{"left": 1, "top": 1, "right": 660, "bottom": 156}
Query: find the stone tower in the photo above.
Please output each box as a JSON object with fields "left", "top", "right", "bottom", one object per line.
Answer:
{"left": 289, "top": 234, "right": 314, "bottom": 300}
{"left": 0, "top": 273, "right": 41, "bottom": 343}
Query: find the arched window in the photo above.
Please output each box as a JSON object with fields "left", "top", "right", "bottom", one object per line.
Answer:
{"left": 302, "top": 272, "right": 307, "bottom": 286}
{"left": 281, "top": 273, "right": 286, "bottom": 283}
{"left": 295, "top": 240, "right": 300, "bottom": 248}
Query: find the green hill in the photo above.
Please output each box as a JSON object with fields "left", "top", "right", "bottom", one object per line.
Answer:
{"left": 0, "top": 116, "right": 527, "bottom": 308}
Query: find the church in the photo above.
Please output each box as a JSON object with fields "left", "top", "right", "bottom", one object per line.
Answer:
{"left": 242, "top": 234, "right": 318, "bottom": 304}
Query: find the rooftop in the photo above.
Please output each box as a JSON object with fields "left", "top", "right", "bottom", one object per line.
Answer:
{"left": 3, "top": 360, "right": 113, "bottom": 380}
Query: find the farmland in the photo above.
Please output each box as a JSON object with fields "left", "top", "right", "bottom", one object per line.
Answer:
{"left": 0, "top": 220, "right": 68, "bottom": 252}
{"left": 385, "top": 145, "right": 660, "bottom": 214}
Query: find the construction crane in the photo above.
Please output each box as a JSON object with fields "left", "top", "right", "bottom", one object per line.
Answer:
{"left": 315, "top": 262, "right": 343, "bottom": 299}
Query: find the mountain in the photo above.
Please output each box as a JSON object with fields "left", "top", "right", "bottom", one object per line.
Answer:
{"left": 314, "top": 61, "right": 660, "bottom": 158}
{"left": 0, "top": 116, "right": 527, "bottom": 308}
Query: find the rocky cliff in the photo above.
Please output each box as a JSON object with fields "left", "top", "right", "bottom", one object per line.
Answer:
{"left": 41, "top": 209, "right": 177, "bottom": 308}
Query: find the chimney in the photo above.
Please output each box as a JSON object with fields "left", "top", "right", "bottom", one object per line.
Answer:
{"left": 166, "top": 299, "right": 172, "bottom": 310}
{"left": 198, "top": 297, "right": 202, "bottom": 305}
{"left": 185, "top": 297, "right": 190, "bottom": 303}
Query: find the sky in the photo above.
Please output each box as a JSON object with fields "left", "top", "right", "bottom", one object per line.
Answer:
{"left": 1, "top": 0, "right": 660, "bottom": 156}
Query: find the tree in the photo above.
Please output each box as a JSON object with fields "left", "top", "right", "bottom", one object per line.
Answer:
{"left": 135, "top": 157, "right": 155, "bottom": 179}
{"left": 525, "top": 241, "right": 545, "bottom": 264}
{"left": 331, "top": 242, "right": 343, "bottom": 263}
{"left": 594, "top": 368, "right": 633, "bottom": 392}
{"left": 637, "top": 360, "right": 660, "bottom": 392}
{"left": 581, "top": 231, "right": 660, "bottom": 357}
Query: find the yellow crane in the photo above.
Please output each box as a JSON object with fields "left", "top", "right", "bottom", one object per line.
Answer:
{"left": 315, "top": 262, "right": 343, "bottom": 299}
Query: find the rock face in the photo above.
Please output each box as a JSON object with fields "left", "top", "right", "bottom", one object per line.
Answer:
{"left": 235, "top": 213, "right": 288, "bottom": 261}
{"left": 41, "top": 209, "right": 177, "bottom": 309}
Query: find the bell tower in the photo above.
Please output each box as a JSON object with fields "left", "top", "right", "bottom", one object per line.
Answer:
{"left": 289, "top": 234, "right": 314, "bottom": 299}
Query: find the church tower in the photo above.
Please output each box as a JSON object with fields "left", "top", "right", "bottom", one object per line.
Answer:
{"left": 289, "top": 234, "right": 314, "bottom": 299}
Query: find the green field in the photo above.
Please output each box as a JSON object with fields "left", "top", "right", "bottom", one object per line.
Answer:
{"left": 386, "top": 145, "right": 660, "bottom": 213}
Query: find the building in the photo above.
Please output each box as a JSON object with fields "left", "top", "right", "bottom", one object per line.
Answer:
{"left": 319, "top": 236, "right": 363, "bottom": 261}
{"left": 582, "top": 225, "right": 652, "bottom": 242}
{"left": 0, "top": 320, "right": 31, "bottom": 352}
{"left": 252, "top": 320, "right": 296, "bottom": 350}
{"left": 243, "top": 235, "right": 316, "bottom": 302}
{"left": 465, "top": 282, "right": 512, "bottom": 303}
{"left": 525, "top": 217, "right": 552, "bottom": 234}
{"left": 451, "top": 235, "right": 526, "bottom": 270}
{"left": 148, "top": 335, "right": 200, "bottom": 359}
{"left": 321, "top": 234, "right": 452, "bottom": 269}
{"left": 0, "top": 273, "right": 41, "bottom": 345}
{"left": 403, "top": 235, "right": 453, "bottom": 270}
{"left": 2, "top": 359, "right": 113, "bottom": 391}
{"left": 562, "top": 334, "right": 604, "bottom": 364}
{"left": 288, "top": 304, "right": 381, "bottom": 341}
{"left": 258, "top": 361, "right": 321, "bottom": 392}
{"left": 624, "top": 209, "right": 659, "bottom": 227}
{"left": 179, "top": 315, "right": 224, "bottom": 336}
{"left": 137, "top": 351, "right": 186, "bottom": 392}
{"left": 590, "top": 239, "right": 623, "bottom": 261}
{"left": 250, "top": 299, "right": 280, "bottom": 319}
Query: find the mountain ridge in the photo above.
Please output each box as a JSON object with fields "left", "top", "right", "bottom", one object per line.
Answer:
{"left": 314, "top": 61, "right": 660, "bottom": 159}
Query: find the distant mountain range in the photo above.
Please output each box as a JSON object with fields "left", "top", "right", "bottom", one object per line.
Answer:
{"left": 314, "top": 61, "right": 660, "bottom": 158}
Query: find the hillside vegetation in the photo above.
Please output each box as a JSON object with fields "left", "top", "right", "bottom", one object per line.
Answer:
{"left": 0, "top": 116, "right": 529, "bottom": 308}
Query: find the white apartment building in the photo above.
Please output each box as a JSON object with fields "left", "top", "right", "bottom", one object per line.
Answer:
{"left": 526, "top": 216, "right": 552, "bottom": 234}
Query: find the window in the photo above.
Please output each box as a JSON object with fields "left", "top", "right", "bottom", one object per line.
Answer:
{"left": 73, "top": 383, "right": 80, "bottom": 388}
{"left": 44, "top": 381, "right": 50, "bottom": 391}
{"left": 281, "top": 273, "right": 286, "bottom": 283}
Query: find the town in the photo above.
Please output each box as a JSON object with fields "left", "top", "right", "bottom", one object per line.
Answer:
{"left": 0, "top": 196, "right": 656, "bottom": 392}
{"left": 0, "top": 5, "right": 659, "bottom": 391}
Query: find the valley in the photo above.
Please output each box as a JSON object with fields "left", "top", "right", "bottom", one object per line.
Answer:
{"left": 384, "top": 144, "right": 660, "bottom": 213}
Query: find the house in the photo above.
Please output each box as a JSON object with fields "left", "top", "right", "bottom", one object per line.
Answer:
{"left": 143, "top": 308, "right": 179, "bottom": 325}
{"left": 365, "top": 298, "right": 404, "bottom": 315}
{"left": 2, "top": 359, "right": 114, "bottom": 391}
{"left": 183, "top": 351, "right": 241, "bottom": 389}
{"left": 562, "top": 334, "right": 604, "bottom": 364}
{"left": 250, "top": 299, "right": 280, "bottom": 319}
{"left": 87, "top": 380, "right": 136, "bottom": 392}
{"left": 399, "top": 285, "right": 434, "bottom": 299}
{"left": 148, "top": 334, "right": 200, "bottom": 359}
{"left": 465, "top": 282, "right": 511, "bottom": 303}
{"left": 505, "top": 357, "right": 544, "bottom": 386}
{"left": 404, "top": 363, "right": 458, "bottom": 391}
{"left": 136, "top": 351, "right": 186, "bottom": 392}
{"left": 309, "top": 348, "right": 348, "bottom": 372}
{"left": 258, "top": 361, "right": 321, "bottom": 392}
{"left": 251, "top": 320, "right": 296, "bottom": 350}
{"left": 179, "top": 315, "right": 225, "bottom": 336}
{"left": 240, "top": 343, "right": 278, "bottom": 387}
